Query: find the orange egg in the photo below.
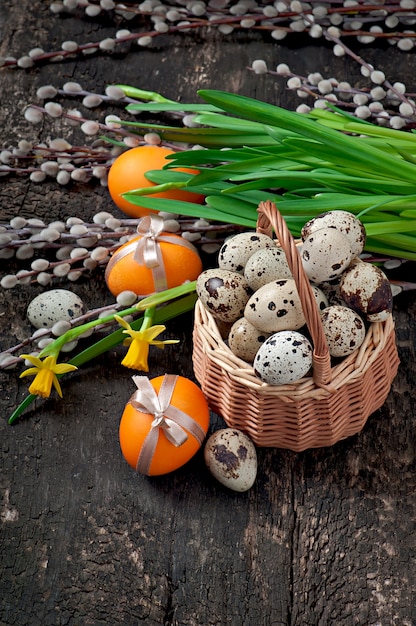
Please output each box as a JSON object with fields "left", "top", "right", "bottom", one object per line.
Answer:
{"left": 105, "top": 232, "right": 202, "bottom": 297}
{"left": 119, "top": 375, "right": 210, "bottom": 476}
{"left": 107, "top": 145, "right": 204, "bottom": 218}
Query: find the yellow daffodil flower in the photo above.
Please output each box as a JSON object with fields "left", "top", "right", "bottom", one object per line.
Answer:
{"left": 115, "top": 315, "right": 179, "bottom": 372}
{"left": 19, "top": 354, "right": 78, "bottom": 399}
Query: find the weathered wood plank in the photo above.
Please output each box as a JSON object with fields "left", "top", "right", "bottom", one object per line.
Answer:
{"left": 1, "top": 2, "right": 416, "bottom": 625}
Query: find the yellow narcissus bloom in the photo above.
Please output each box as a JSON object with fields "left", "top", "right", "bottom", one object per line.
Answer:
{"left": 19, "top": 354, "right": 78, "bottom": 399}
{"left": 115, "top": 315, "right": 179, "bottom": 372}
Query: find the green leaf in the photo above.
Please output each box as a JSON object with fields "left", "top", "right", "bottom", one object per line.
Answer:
{"left": 364, "top": 220, "right": 416, "bottom": 236}
{"left": 126, "top": 102, "right": 222, "bottom": 113}
{"left": 365, "top": 234, "right": 416, "bottom": 259}
{"left": 197, "top": 90, "right": 416, "bottom": 182}
{"left": 205, "top": 195, "right": 258, "bottom": 225}
{"left": 278, "top": 193, "right": 416, "bottom": 215}
{"left": 194, "top": 112, "right": 276, "bottom": 135}
{"left": 158, "top": 147, "right": 264, "bottom": 167}
{"left": 365, "top": 243, "right": 416, "bottom": 260}
{"left": 113, "top": 119, "right": 275, "bottom": 147}
{"left": 400, "top": 209, "right": 416, "bottom": 218}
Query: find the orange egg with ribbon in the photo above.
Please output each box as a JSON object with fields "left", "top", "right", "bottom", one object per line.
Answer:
{"left": 119, "top": 374, "right": 210, "bottom": 476}
{"left": 105, "top": 214, "right": 203, "bottom": 297}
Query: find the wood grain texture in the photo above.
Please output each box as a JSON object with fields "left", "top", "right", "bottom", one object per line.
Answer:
{"left": 1, "top": 2, "right": 415, "bottom": 625}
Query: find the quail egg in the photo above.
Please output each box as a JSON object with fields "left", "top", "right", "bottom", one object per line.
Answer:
{"left": 318, "top": 276, "right": 348, "bottom": 307}
{"left": 27, "top": 289, "right": 86, "bottom": 329}
{"left": 339, "top": 261, "right": 393, "bottom": 320}
{"left": 254, "top": 330, "right": 313, "bottom": 385}
{"left": 204, "top": 428, "right": 257, "bottom": 492}
{"left": 228, "top": 317, "right": 271, "bottom": 362}
{"left": 196, "top": 268, "right": 252, "bottom": 323}
{"left": 367, "top": 309, "right": 392, "bottom": 323}
{"left": 301, "top": 210, "right": 366, "bottom": 258}
{"left": 218, "top": 232, "right": 275, "bottom": 273}
{"left": 301, "top": 227, "right": 353, "bottom": 284}
{"left": 244, "top": 279, "right": 305, "bottom": 333}
{"left": 243, "top": 246, "right": 292, "bottom": 290}
{"left": 311, "top": 284, "right": 329, "bottom": 313}
{"left": 320, "top": 305, "right": 366, "bottom": 357}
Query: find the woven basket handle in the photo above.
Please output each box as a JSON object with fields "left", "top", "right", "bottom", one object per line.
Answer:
{"left": 256, "top": 200, "right": 332, "bottom": 387}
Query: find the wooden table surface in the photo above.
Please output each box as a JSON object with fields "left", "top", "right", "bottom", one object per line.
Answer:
{"left": 1, "top": 2, "right": 415, "bottom": 625}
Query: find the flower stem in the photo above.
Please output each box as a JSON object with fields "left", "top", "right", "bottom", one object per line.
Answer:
{"left": 140, "top": 306, "right": 157, "bottom": 332}
{"left": 38, "top": 305, "right": 139, "bottom": 358}
{"left": 114, "top": 85, "right": 176, "bottom": 104}
{"left": 8, "top": 292, "right": 197, "bottom": 425}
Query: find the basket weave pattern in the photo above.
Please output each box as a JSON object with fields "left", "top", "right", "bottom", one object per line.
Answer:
{"left": 192, "top": 201, "right": 400, "bottom": 450}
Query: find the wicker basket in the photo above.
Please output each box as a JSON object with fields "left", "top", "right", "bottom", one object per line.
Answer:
{"left": 192, "top": 200, "right": 400, "bottom": 451}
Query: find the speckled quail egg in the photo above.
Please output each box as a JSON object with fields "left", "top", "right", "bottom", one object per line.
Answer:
{"left": 339, "top": 261, "right": 393, "bottom": 320}
{"left": 320, "top": 305, "right": 366, "bottom": 357}
{"left": 301, "top": 227, "right": 353, "bottom": 284}
{"left": 367, "top": 309, "right": 392, "bottom": 323}
{"left": 228, "top": 317, "right": 271, "bottom": 363}
{"left": 254, "top": 330, "right": 313, "bottom": 385}
{"left": 243, "top": 246, "right": 292, "bottom": 290}
{"left": 318, "top": 276, "right": 348, "bottom": 307}
{"left": 301, "top": 210, "right": 366, "bottom": 258}
{"left": 196, "top": 268, "right": 252, "bottom": 323}
{"left": 218, "top": 232, "right": 275, "bottom": 273}
{"left": 27, "top": 289, "right": 86, "bottom": 329}
{"left": 204, "top": 428, "right": 257, "bottom": 492}
{"left": 244, "top": 279, "right": 305, "bottom": 333}
{"left": 311, "top": 285, "right": 329, "bottom": 313}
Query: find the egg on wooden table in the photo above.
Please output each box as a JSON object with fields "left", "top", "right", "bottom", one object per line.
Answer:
{"left": 26, "top": 289, "right": 86, "bottom": 329}
{"left": 204, "top": 428, "right": 257, "bottom": 492}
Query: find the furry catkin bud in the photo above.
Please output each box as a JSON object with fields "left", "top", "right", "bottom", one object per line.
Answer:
{"left": 31, "top": 259, "right": 50, "bottom": 271}
{"left": 52, "top": 320, "right": 72, "bottom": 336}
{"left": 24, "top": 107, "right": 43, "bottom": 123}
{"left": 36, "top": 85, "right": 58, "bottom": 99}
{"left": 17, "top": 56, "right": 35, "bottom": 69}
{"left": 81, "top": 121, "right": 100, "bottom": 136}
{"left": 116, "top": 291, "right": 138, "bottom": 306}
{"left": 16, "top": 245, "right": 35, "bottom": 260}
{"left": 91, "top": 247, "right": 110, "bottom": 261}
{"left": 53, "top": 263, "right": 71, "bottom": 277}
{"left": 44, "top": 102, "right": 63, "bottom": 118}
{"left": 0, "top": 275, "right": 18, "bottom": 289}
{"left": 56, "top": 170, "right": 71, "bottom": 185}
{"left": 61, "top": 40, "right": 79, "bottom": 52}
{"left": 37, "top": 272, "right": 53, "bottom": 286}
{"left": 63, "top": 81, "right": 83, "bottom": 93}
{"left": 251, "top": 59, "right": 268, "bottom": 74}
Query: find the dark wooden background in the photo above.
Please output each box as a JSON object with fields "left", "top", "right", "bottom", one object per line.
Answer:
{"left": 1, "top": 2, "right": 415, "bottom": 625}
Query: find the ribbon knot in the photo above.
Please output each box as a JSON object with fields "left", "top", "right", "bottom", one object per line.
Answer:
{"left": 130, "top": 374, "right": 206, "bottom": 475}
{"left": 134, "top": 214, "right": 165, "bottom": 270}
{"left": 151, "top": 412, "right": 166, "bottom": 427}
